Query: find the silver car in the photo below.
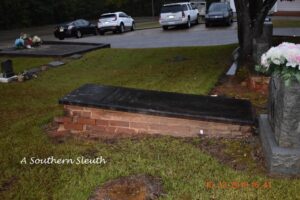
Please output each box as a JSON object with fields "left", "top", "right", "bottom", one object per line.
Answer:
{"left": 159, "top": 2, "right": 199, "bottom": 30}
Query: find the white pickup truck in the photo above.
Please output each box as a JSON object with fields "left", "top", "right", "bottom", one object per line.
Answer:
{"left": 159, "top": 2, "right": 199, "bottom": 30}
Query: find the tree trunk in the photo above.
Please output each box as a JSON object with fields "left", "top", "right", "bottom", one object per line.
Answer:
{"left": 234, "top": 0, "right": 278, "bottom": 64}
{"left": 234, "top": 0, "right": 253, "bottom": 62}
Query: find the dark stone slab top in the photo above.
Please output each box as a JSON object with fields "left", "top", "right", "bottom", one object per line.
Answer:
{"left": 59, "top": 84, "right": 255, "bottom": 125}
{"left": 0, "top": 41, "right": 110, "bottom": 57}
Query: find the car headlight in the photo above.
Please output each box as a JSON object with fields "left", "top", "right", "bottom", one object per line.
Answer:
{"left": 67, "top": 25, "right": 74, "bottom": 30}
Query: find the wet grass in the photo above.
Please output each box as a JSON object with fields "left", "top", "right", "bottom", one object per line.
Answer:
{"left": 0, "top": 45, "right": 299, "bottom": 199}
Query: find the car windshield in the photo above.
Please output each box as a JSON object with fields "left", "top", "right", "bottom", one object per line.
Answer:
{"left": 161, "top": 5, "right": 183, "bottom": 13}
{"left": 209, "top": 3, "right": 227, "bottom": 12}
{"left": 100, "top": 14, "right": 116, "bottom": 19}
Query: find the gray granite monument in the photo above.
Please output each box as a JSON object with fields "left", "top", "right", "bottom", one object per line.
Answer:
{"left": 259, "top": 74, "right": 300, "bottom": 175}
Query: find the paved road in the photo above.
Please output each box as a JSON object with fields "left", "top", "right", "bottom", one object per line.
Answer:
{"left": 1, "top": 21, "right": 300, "bottom": 49}
{"left": 41, "top": 23, "right": 239, "bottom": 48}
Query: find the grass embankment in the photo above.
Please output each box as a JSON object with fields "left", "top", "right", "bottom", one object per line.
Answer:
{"left": 0, "top": 57, "right": 52, "bottom": 73}
{"left": 0, "top": 46, "right": 299, "bottom": 199}
{"left": 272, "top": 19, "right": 300, "bottom": 28}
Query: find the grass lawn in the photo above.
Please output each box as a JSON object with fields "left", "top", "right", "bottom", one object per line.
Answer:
{"left": 0, "top": 45, "right": 299, "bottom": 199}
{"left": 0, "top": 57, "right": 52, "bottom": 74}
{"left": 136, "top": 21, "right": 160, "bottom": 29}
{"left": 272, "top": 19, "right": 300, "bottom": 28}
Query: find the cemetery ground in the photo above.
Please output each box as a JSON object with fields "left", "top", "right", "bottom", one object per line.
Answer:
{"left": 1, "top": 45, "right": 300, "bottom": 199}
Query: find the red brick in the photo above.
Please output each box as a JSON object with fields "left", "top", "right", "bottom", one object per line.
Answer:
{"left": 229, "top": 125, "right": 241, "bottom": 131}
{"left": 116, "top": 128, "right": 137, "bottom": 135}
{"left": 64, "top": 123, "right": 83, "bottom": 131}
{"left": 96, "top": 119, "right": 109, "bottom": 126}
{"left": 241, "top": 126, "right": 252, "bottom": 133}
{"left": 130, "top": 122, "right": 149, "bottom": 130}
{"left": 81, "top": 111, "right": 91, "bottom": 118}
{"left": 231, "top": 131, "right": 243, "bottom": 136}
{"left": 72, "top": 116, "right": 79, "bottom": 123}
{"left": 109, "top": 120, "right": 129, "bottom": 127}
{"left": 54, "top": 117, "right": 64, "bottom": 123}
{"left": 149, "top": 124, "right": 171, "bottom": 131}
{"left": 86, "top": 125, "right": 106, "bottom": 132}
{"left": 91, "top": 111, "right": 105, "bottom": 119}
{"left": 106, "top": 127, "right": 117, "bottom": 133}
{"left": 78, "top": 118, "right": 96, "bottom": 125}
{"left": 65, "top": 105, "right": 83, "bottom": 110}
{"left": 63, "top": 109, "right": 71, "bottom": 116}
{"left": 73, "top": 111, "right": 81, "bottom": 116}
{"left": 62, "top": 117, "right": 72, "bottom": 123}
{"left": 168, "top": 126, "right": 191, "bottom": 133}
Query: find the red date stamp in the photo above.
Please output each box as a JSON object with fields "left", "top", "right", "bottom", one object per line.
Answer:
{"left": 205, "top": 181, "right": 271, "bottom": 189}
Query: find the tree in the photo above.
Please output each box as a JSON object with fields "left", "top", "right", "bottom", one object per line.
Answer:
{"left": 234, "top": 0, "right": 277, "bottom": 62}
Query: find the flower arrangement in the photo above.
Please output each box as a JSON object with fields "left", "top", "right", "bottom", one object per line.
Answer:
{"left": 255, "top": 42, "right": 300, "bottom": 86}
{"left": 15, "top": 33, "right": 42, "bottom": 49}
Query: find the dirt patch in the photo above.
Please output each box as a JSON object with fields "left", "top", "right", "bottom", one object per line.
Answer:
{"left": 0, "top": 176, "right": 18, "bottom": 193}
{"left": 185, "top": 136, "right": 266, "bottom": 174}
{"left": 89, "top": 174, "right": 164, "bottom": 200}
{"left": 210, "top": 75, "right": 268, "bottom": 115}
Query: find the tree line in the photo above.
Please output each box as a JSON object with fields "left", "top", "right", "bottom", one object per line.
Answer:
{"left": 0, "top": 0, "right": 220, "bottom": 29}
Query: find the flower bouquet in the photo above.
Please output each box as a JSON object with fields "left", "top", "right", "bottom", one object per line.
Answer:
{"left": 255, "top": 42, "right": 300, "bottom": 86}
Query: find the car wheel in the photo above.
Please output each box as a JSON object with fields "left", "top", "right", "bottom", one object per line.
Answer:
{"left": 58, "top": 36, "right": 65, "bottom": 40}
{"left": 162, "top": 26, "right": 168, "bottom": 30}
{"left": 131, "top": 22, "right": 135, "bottom": 31}
{"left": 76, "top": 30, "right": 82, "bottom": 38}
{"left": 93, "top": 29, "right": 97, "bottom": 35}
{"left": 195, "top": 15, "right": 200, "bottom": 25}
{"left": 99, "top": 30, "right": 105, "bottom": 35}
{"left": 186, "top": 18, "right": 191, "bottom": 29}
{"left": 227, "top": 19, "right": 231, "bottom": 26}
{"left": 119, "top": 23, "right": 125, "bottom": 33}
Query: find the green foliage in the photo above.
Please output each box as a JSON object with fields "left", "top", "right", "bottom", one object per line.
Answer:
{"left": 0, "top": 0, "right": 165, "bottom": 29}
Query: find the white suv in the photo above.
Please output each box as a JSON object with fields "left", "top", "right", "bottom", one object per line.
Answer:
{"left": 97, "top": 12, "right": 135, "bottom": 35}
{"left": 159, "top": 2, "right": 199, "bottom": 30}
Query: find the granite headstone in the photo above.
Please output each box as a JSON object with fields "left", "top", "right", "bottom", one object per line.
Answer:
{"left": 1, "top": 60, "right": 14, "bottom": 78}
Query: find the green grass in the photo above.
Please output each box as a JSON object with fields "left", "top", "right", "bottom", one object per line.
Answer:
{"left": 0, "top": 45, "right": 300, "bottom": 199}
{"left": 136, "top": 21, "right": 160, "bottom": 29}
{"left": 0, "top": 57, "right": 53, "bottom": 74}
{"left": 272, "top": 20, "right": 300, "bottom": 28}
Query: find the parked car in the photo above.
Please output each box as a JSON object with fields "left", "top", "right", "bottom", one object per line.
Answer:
{"left": 97, "top": 12, "right": 135, "bottom": 35}
{"left": 205, "top": 2, "right": 233, "bottom": 27}
{"left": 54, "top": 19, "right": 97, "bottom": 40}
{"left": 159, "top": 2, "right": 199, "bottom": 30}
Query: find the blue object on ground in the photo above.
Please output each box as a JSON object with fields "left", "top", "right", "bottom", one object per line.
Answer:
{"left": 15, "top": 38, "right": 24, "bottom": 48}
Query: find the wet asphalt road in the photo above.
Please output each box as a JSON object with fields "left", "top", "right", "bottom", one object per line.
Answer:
{"left": 41, "top": 23, "right": 239, "bottom": 48}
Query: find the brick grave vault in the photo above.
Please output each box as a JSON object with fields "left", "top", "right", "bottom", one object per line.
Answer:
{"left": 55, "top": 84, "right": 255, "bottom": 139}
